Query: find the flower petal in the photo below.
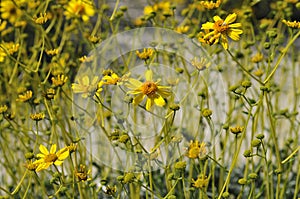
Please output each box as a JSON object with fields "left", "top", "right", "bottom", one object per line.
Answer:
{"left": 213, "top": 15, "right": 222, "bottom": 22}
{"left": 145, "top": 98, "right": 153, "bottom": 110}
{"left": 50, "top": 144, "right": 57, "bottom": 154}
{"left": 133, "top": 93, "right": 145, "bottom": 105}
{"left": 224, "top": 13, "right": 237, "bottom": 24}
{"left": 154, "top": 95, "right": 166, "bottom": 107}
{"left": 201, "top": 22, "right": 214, "bottom": 30}
{"left": 39, "top": 144, "right": 49, "bottom": 155}
{"left": 54, "top": 160, "right": 64, "bottom": 165}
{"left": 145, "top": 69, "right": 153, "bottom": 81}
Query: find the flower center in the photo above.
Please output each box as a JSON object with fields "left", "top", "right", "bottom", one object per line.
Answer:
{"left": 214, "top": 20, "right": 229, "bottom": 33}
{"left": 141, "top": 81, "right": 158, "bottom": 96}
{"left": 74, "top": 3, "right": 85, "bottom": 15}
{"left": 44, "top": 154, "right": 58, "bottom": 163}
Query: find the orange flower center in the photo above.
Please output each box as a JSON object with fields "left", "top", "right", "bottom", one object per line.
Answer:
{"left": 214, "top": 20, "right": 229, "bottom": 33}
{"left": 44, "top": 154, "right": 58, "bottom": 163}
{"left": 141, "top": 81, "right": 158, "bottom": 96}
{"left": 74, "top": 3, "right": 85, "bottom": 15}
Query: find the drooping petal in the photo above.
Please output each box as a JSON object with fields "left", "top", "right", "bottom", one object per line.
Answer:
{"left": 145, "top": 98, "right": 153, "bottom": 110}
{"left": 224, "top": 13, "right": 237, "bottom": 24}
{"left": 50, "top": 144, "right": 57, "bottom": 154}
{"left": 133, "top": 93, "right": 145, "bottom": 105}
{"left": 229, "top": 23, "right": 242, "bottom": 28}
{"left": 39, "top": 144, "right": 49, "bottom": 155}
{"left": 213, "top": 15, "right": 222, "bottom": 22}
{"left": 54, "top": 160, "right": 64, "bottom": 166}
{"left": 154, "top": 95, "right": 166, "bottom": 107}
{"left": 145, "top": 69, "right": 153, "bottom": 81}
{"left": 221, "top": 34, "right": 228, "bottom": 50}
{"left": 127, "top": 78, "right": 143, "bottom": 89}
{"left": 58, "top": 149, "right": 69, "bottom": 160}
{"left": 228, "top": 30, "right": 242, "bottom": 40}
{"left": 201, "top": 22, "right": 215, "bottom": 30}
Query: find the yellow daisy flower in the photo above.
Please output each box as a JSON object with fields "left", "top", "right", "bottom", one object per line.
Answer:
{"left": 74, "top": 164, "right": 91, "bottom": 182}
{"left": 192, "top": 174, "right": 209, "bottom": 189}
{"left": 186, "top": 140, "right": 207, "bottom": 159}
{"left": 34, "top": 144, "right": 69, "bottom": 172}
{"left": 64, "top": 0, "right": 95, "bottom": 22}
{"left": 72, "top": 75, "right": 100, "bottom": 98}
{"left": 16, "top": 90, "right": 32, "bottom": 102}
{"left": 199, "top": 13, "right": 243, "bottom": 50}
{"left": 126, "top": 69, "right": 171, "bottom": 110}
{"left": 101, "top": 70, "right": 120, "bottom": 85}
{"left": 282, "top": 19, "right": 300, "bottom": 29}
{"left": 0, "top": 0, "right": 23, "bottom": 24}
{"left": 136, "top": 48, "right": 154, "bottom": 60}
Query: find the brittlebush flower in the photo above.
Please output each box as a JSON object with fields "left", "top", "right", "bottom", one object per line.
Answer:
{"left": 199, "top": 13, "right": 243, "bottom": 50}
{"left": 126, "top": 70, "right": 171, "bottom": 110}
{"left": 24, "top": 160, "right": 40, "bottom": 171}
{"left": 198, "top": 0, "right": 221, "bottom": 10}
{"left": 64, "top": 0, "right": 95, "bottom": 22}
{"left": 192, "top": 174, "right": 209, "bottom": 189}
{"left": 186, "top": 140, "right": 207, "bottom": 159}
{"left": 30, "top": 112, "right": 45, "bottom": 121}
{"left": 0, "top": 42, "right": 19, "bottom": 62}
{"left": 72, "top": 76, "right": 101, "bottom": 98}
{"left": 136, "top": 48, "right": 154, "bottom": 61}
{"left": 101, "top": 70, "right": 120, "bottom": 85}
{"left": 17, "top": 90, "right": 33, "bottom": 102}
{"left": 0, "top": 0, "right": 23, "bottom": 24}
{"left": 52, "top": 74, "right": 68, "bottom": 87}
{"left": 282, "top": 19, "right": 300, "bottom": 29}
{"left": 75, "top": 164, "right": 91, "bottom": 182}
{"left": 34, "top": 144, "right": 69, "bottom": 172}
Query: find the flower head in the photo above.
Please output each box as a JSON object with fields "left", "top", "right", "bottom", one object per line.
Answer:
{"left": 186, "top": 140, "right": 207, "bottom": 159}
{"left": 52, "top": 74, "right": 68, "bottom": 87}
{"left": 0, "top": 0, "right": 23, "bottom": 24}
{"left": 64, "top": 0, "right": 95, "bottom": 22}
{"left": 75, "top": 164, "right": 91, "bottom": 182}
{"left": 192, "top": 174, "right": 209, "bottom": 189}
{"left": 199, "top": 13, "right": 243, "bottom": 49}
{"left": 33, "top": 13, "right": 49, "bottom": 24}
{"left": 126, "top": 70, "right": 171, "bottom": 110}
{"left": 34, "top": 144, "right": 69, "bottom": 172}
{"left": 101, "top": 70, "right": 120, "bottom": 85}
{"left": 72, "top": 76, "right": 100, "bottom": 98}
{"left": 282, "top": 19, "right": 300, "bottom": 29}
{"left": 16, "top": 90, "right": 33, "bottom": 102}
{"left": 24, "top": 160, "right": 40, "bottom": 171}
{"left": 0, "top": 105, "right": 8, "bottom": 114}
{"left": 30, "top": 112, "right": 45, "bottom": 121}
{"left": 136, "top": 48, "right": 154, "bottom": 60}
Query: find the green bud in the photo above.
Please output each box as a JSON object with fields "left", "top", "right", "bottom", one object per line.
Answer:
{"left": 25, "top": 152, "right": 34, "bottom": 160}
{"left": 296, "top": 2, "right": 300, "bottom": 9}
{"left": 243, "top": 149, "right": 252, "bottom": 157}
{"left": 202, "top": 108, "right": 212, "bottom": 117}
{"left": 167, "top": 195, "right": 176, "bottom": 199}
{"left": 275, "top": 168, "right": 282, "bottom": 174}
{"left": 123, "top": 173, "right": 135, "bottom": 184}
{"left": 119, "top": 6, "right": 128, "bottom": 12}
{"left": 116, "top": 175, "right": 124, "bottom": 182}
{"left": 255, "top": 133, "right": 265, "bottom": 140}
{"left": 248, "top": 173, "right": 258, "bottom": 180}
{"left": 222, "top": 123, "right": 229, "bottom": 130}
{"left": 238, "top": 178, "right": 247, "bottom": 185}
{"left": 170, "top": 104, "right": 180, "bottom": 111}
{"left": 167, "top": 173, "right": 175, "bottom": 180}
{"left": 242, "top": 80, "right": 252, "bottom": 88}
{"left": 229, "top": 84, "right": 239, "bottom": 92}
{"left": 175, "top": 67, "right": 184, "bottom": 74}
{"left": 251, "top": 139, "right": 261, "bottom": 147}
{"left": 119, "top": 134, "right": 129, "bottom": 143}
{"left": 264, "top": 42, "right": 271, "bottom": 49}
{"left": 222, "top": 191, "right": 230, "bottom": 198}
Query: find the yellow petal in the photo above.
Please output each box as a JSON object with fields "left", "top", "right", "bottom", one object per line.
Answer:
{"left": 213, "top": 15, "right": 222, "bottom": 22}
{"left": 58, "top": 150, "right": 69, "bottom": 160}
{"left": 154, "top": 96, "right": 166, "bottom": 107}
{"left": 39, "top": 144, "right": 49, "bottom": 155}
{"left": 224, "top": 13, "right": 237, "bottom": 24}
{"left": 221, "top": 35, "right": 228, "bottom": 50}
{"left": 50, "top": 144, "right": 57, "bottom": 154}
{"left": 229, "top": 23, "right": 242, "bottom": 28}
{"left": 133, "top": 93, "right": 145, "bottom": 105}
{"left": 145, "top": 69, "right": 153, "bottom": 81}
{"left": 81, "top": 76, "right": 90, "bottom": 86}
{"left": 146, "top": 98, "right": 153, "bottom": 110}
{"left": 54, "top": 160, "right": 64, "bottom": 165}
{"left": 201, "top": 22, "right": 214, "bottom": 30}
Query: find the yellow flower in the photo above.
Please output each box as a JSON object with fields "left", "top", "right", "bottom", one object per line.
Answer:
{"left": 101, "top": 70, "right": 120, "bottom": 85}
{"left": 75, "top": 164, "right": 91, "bottom": 182}
{"left": 198, "top": 0, "right": 221, "bottom": 10}
{"left": 30, "top": 112, "right": 45, "bottom": 121}
{"left": 191, "top": 57, "right": 211, "bottom": 71}
{"left": 136, "top": 48, "right": 154, "bottom": 60}
{"left": 52, "top": 74, "right": 68, "bottom": 87}
{"left": 67, "top": 143, "right": 77, "bottom": 153}
{"left": 0, "top": 105, "right": 8, "bottom": 114}
{"left": 24, "top": 160, "right": 40, "bottom": 171}
{"left": 79, "top": 55, "right": 93, "bottom": 63}
{"left": 282, "top": 19, "right": 300, "bottom": 29}
{"left": 192, "top": 174, "right": 209, "bottom": 189}
{"left": 72, "top": 75, "right": 100, "bottom": 98}
{"left": 186, "top": 140, "right": 207, "bottom": 159}
{"left": 34, "top": 144, "right": 69, "bottom": 172}
{"left": 0, "top": 0, "right": 23, "bottom": 24}
{"left": 0, "top": 20, "right": 7, "bottom": 31}
{"left": 16, "top": 90, "right": 33, "bottom": 102}
{"left": 126, "top": 70, "right": 171, "bottom": 110}
{"left": 45, "top": 48, "right": 59, "bottom": 56}
{"left": 175, "top": 26, "right": 189, "bottom": 34}
{"left": 251, "top": 53, "right": 264, "bottom": 63}
{"left": 64, "top": 0, "right": 95, "bottom": 22}
{"left": 33, "top": 12, "right": 49, "bottom": 24}
{"left": 0, "top": 42, "right": 19, "bottom": 62}
{"left": 200, "top": 13, "right": 243, "bottom": 49}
